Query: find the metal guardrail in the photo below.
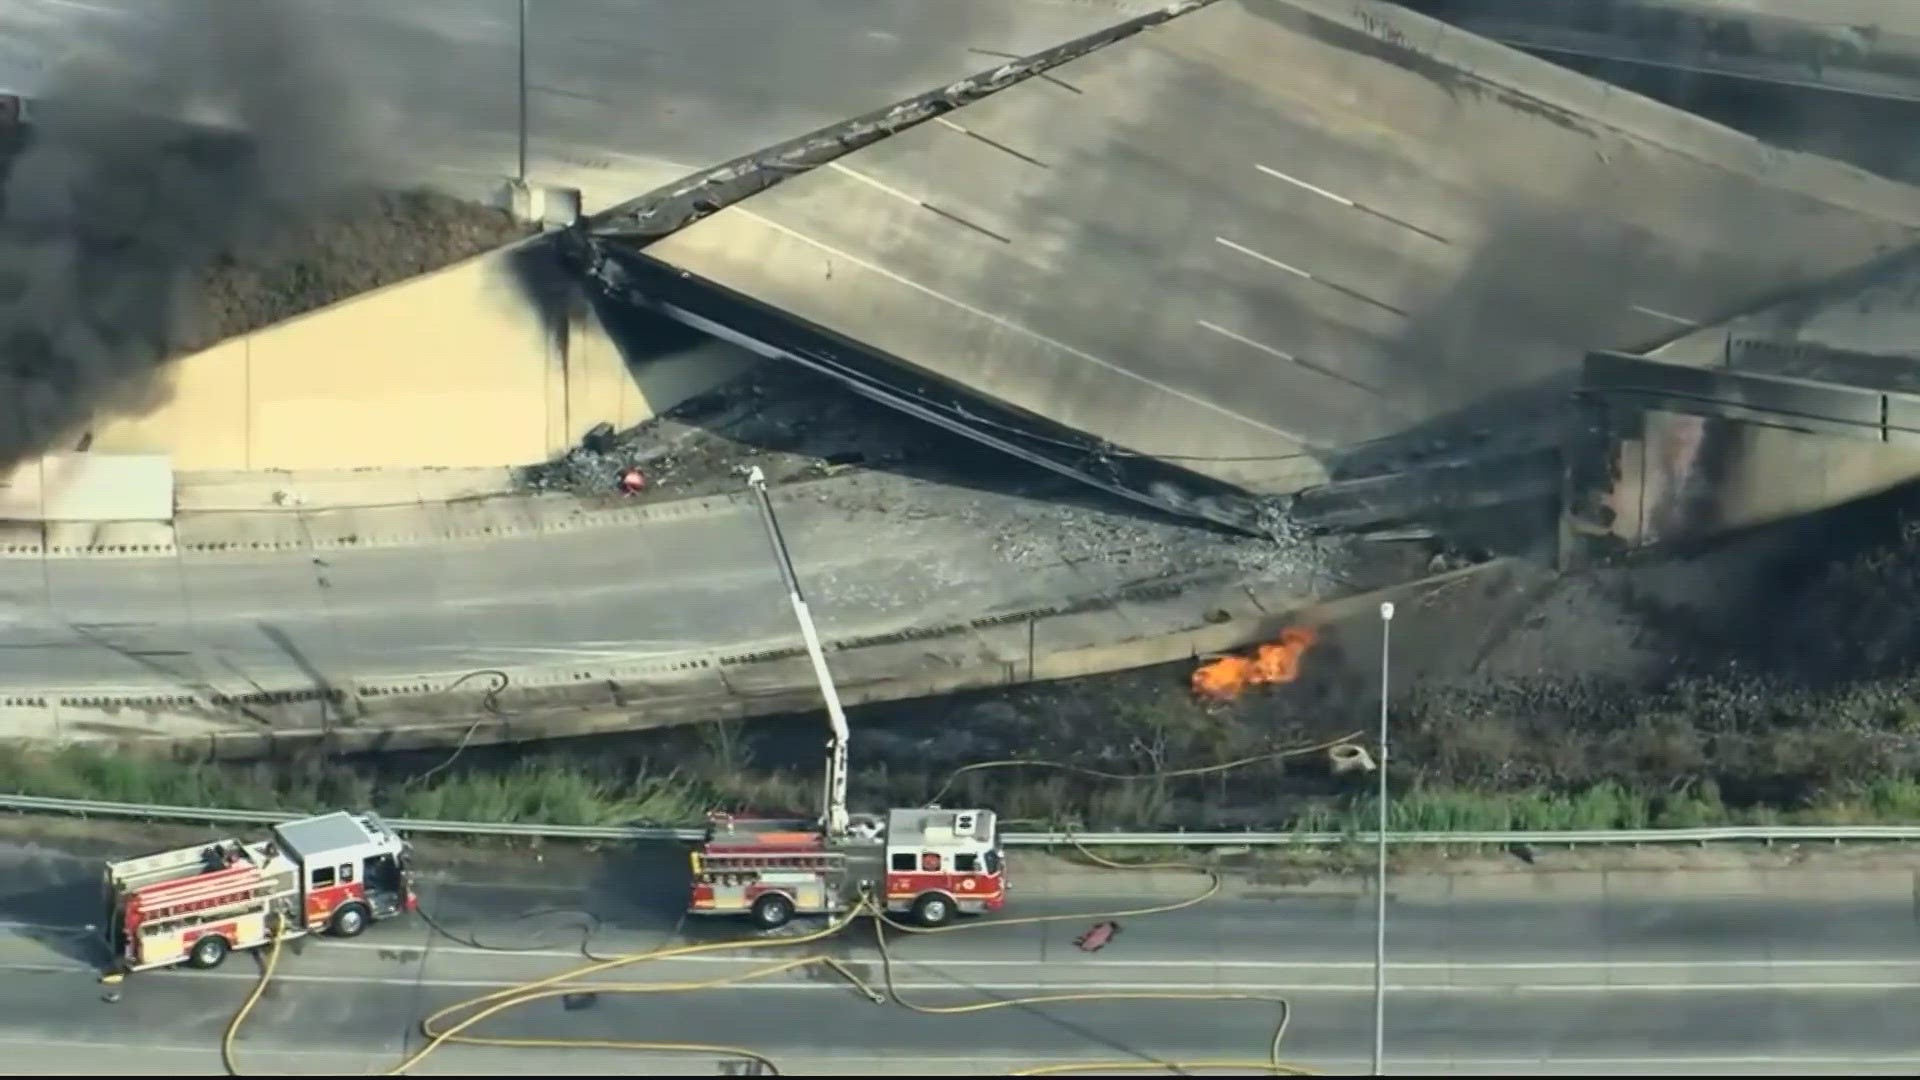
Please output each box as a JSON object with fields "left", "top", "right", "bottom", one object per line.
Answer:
{"left": 6, "top": 794, "right": 1919, "bottom": 847}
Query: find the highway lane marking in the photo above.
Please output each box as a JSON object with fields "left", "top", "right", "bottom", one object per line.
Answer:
{"left": 2, "top": 1034, "right": 1918, "bottom": 1070}
{"left": 318, "top": 933, "right": 1920, "bottom": 969}
{"left": 720, "top": 206, "right": 1314, "bottom": 443}
{"left": 827, "top": 161, "right": 924, "bottom": 208}
{"left": 1197, "top": 318, "right": 1381, "bottom": 396}
{"left": 11, "top": 921, "right": 1920, "bottom": 971}
{"left": 1215, "top": 235, "right": 1312, "bottom": 279}
{"left": 1213, "top": 235, "right": 1410, "bottom": 318}
{"left": 3, "top": 960, "right": 1918, "bottom": 994}
{"left": 1631, "top": 304, "right": 1700, "bottom": 327}
{"left": 1254, "top": 163, "right": 1453, "bottom": 245}
{"left": 1256, "top": 164, "right": 1355, "bottom": 208}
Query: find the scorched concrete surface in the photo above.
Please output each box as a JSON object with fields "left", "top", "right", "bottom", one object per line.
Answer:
{"left": 627, "top": 0, "right": 1920, "bottom": 529}
{"left": 0, "top": 0, "right": 1171, "bottom": 212}
{"left": 1560, "top": 250, "right": 1920, "bottom": 556}
{"left": 5, "top": 841, "right": 1920, "bottom": 1073}
{"left": 1404, "top": 0, "right": 1920, "bottom": 103}
{"left": 0, "top": 469, "right": 1342, "bottom": 744}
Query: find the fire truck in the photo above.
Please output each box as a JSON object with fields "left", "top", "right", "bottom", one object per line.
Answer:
{"left": 686, "top": 469, "right": 1007, "bottom": 931}
{"left": 102, "top": 811, "right": 417, "bottom": 974}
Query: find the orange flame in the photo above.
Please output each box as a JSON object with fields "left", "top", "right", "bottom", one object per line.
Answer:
{"left": 1190, "top": 626, "right": 1319, "bottom": 702}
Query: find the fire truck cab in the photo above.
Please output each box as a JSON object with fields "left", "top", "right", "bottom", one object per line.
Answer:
{"left": 690, "top": 806, "right": 1005, "bottom": 930}
{"left": 702, "top": 470, "right": 1011, "bottom": 930}
{"left": 103, "top": 811, "right": 416, "bottom": 974}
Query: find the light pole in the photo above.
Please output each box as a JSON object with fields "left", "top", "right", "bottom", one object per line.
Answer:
{"left": 1372, "top": 599, "right": 1394, "bottom": 1076}
{"left": 516, "top": 0, "right": 529, "bottom": 184}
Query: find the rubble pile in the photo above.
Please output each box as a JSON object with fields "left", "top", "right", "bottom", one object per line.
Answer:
{"left": 961, "top": 493, "right": 1337, "bottom": 584}
{"left": 518, "top": 364, "right": 943, "bottom": 499}
{"left": 520, "top": 423, "right": 675, "bottom": 496}
{"left": 517, "top": 351, "right": 1345, "bottom": 591}
{"left": 796, "top": 481, "right": 1920, "bottom": 809}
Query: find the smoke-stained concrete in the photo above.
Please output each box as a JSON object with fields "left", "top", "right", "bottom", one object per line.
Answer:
{"left": 621, "top": 0, "right": 1920, "bottom": 537}
{"left": 1563, "top": 252, "right": 1920, "bottom": 560}
{"left": 0, "top": 0, "right": 395, "bottom": 472}
{"left": 1400, "top": 0, "right": 1920, "bottom": 183}
{"left": 0, "top": 2, "right": 549, "bottom": 477}
{"left": 0, "top": 0, "right": 1177, "bottom": 211}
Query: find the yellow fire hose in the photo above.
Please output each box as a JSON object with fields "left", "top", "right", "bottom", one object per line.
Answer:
{"left": 215, "top": 733, "right": 1367, "bottom": 1075}
{"left": 217, "top": 840, "right": 1321, "bottom": 1076}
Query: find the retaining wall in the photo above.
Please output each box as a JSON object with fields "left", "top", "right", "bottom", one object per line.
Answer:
{"left": 0, "top": 561, "right": 1496, "bottom": 759}
{"left": 78, "top": 238, "right": 752, "bottom": 472}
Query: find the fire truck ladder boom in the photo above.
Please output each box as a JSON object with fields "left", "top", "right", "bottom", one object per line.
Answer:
{"left": 744, "top": 466, "right": 852, "bottom": 839}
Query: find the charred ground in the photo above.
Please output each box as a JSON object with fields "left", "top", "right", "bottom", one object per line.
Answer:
{"left": 302, "top": 476, "right": 1920, "bottom": 831}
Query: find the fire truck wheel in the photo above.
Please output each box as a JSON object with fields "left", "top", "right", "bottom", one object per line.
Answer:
{"left": 912, "top": 893, "right": 955, "bottom": 928}
{"left": 750, "top": 893, "right": 794, "bottom": 930}
{"left": 329, "top": 903, "right": 370, "bottom": 938}
{"left": 188, "top": 934, "right": 230, "bottom": 970}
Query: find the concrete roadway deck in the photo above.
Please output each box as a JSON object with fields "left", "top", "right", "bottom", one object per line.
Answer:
{"left": 3, "top": 842, "right": 1918, "bottom": 1074}
{"left": 0, "top": 468, "right": 1362, "bottom": 749}
{"left": 0, "top": 0, "right": 1167, "bottom": 212}
{"left": 629, "top": 0, "right": 1920, "bottom": 527}
{"left": 1405, "top": 1, "right": 1920, "bottom": 103}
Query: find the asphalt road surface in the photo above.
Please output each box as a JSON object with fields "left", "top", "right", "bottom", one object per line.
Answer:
{"left": 0, "top": 474, "right": 1269, "bottom": 695}
{"left": 0, "top": 0, "right": 1164, "bottom": 210}
{"left": 4, "top": 840, "right": 1920, "bottom": 1074}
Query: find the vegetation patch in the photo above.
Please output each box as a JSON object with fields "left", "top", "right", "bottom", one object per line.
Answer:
{"left": 9, "top": 741, "right": 1920, "bottom": 838}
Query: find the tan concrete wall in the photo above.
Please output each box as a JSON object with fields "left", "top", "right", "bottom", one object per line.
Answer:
{"left": 88, "top": 240, "right": 752, "bottom": 471}
{"left": 0, "top": 452, "right": 173, "bottom": 522}
{"left": 1583, "top": 409, "right": 1920, "bottom": 550}
{"left": 1712, "top": 419, "right": 1920, "bottom": 528}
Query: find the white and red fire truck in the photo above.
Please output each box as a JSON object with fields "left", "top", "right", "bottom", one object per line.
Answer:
{"left": 686, "top": 469, "right": 1008, "bottom": 930}
{"left": 692, "top": 806, "right": 1005, "bottom": 929}
{"left": 102, "top": 810, "right": 417, "bottom": 974}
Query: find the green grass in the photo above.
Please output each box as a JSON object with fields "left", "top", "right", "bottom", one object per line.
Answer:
{"left": 0, "top": 748, "right": 706, "bottom": 828}
{"left": 6, "top": 746, "right": 1920, "bottom": 834}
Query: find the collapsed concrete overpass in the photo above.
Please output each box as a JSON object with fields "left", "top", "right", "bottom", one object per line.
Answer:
{"left": 1566, "top": 250, "right": 1920, "bottom": 562}
{"left": 580, "top": 0, "right": 1920, "bottom": 546}
{"left": 1402, "top": 0, "right": 1920, "bottom": 104}
{"left": 1400, "top": 0, "right": 1920, "bottom": 184}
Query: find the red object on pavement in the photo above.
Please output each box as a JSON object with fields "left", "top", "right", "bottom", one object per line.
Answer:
{"left": 618, "top": 468, "right": 646, "bottom": 495}
{"left": 1073, "top": 920, "right": 1120, "bottom": 952}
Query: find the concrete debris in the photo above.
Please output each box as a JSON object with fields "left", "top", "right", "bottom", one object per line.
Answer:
{"left": 516, "top": 364, "right": 920, "bottom": 499}
{"left": 513, "top": 364, "right": 1346, "bottom": 590}
{"left": 959, "top": 494, "right": 1337, "bottom": 582}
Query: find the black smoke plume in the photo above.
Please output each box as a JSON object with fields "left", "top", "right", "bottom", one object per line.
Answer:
{"left": 0, "top": 0, "right": 380, "bottom": 471}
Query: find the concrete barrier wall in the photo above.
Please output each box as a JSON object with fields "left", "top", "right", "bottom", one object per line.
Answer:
{"left": 0, "top": 453, "right": 174, "bottom": 523}
{"left": 85, "top": 239, "right": 753, "bottom": 471}
{"left": 1568, "top": 406, "right": 1920, "bottom": 556}
{"left": 6, "top": 560, "right": 1495, "bottom": 758}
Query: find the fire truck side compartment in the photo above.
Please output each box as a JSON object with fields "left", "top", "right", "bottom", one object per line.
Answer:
{"left": 689, "top": 807, "right": 1004, "bottom": 923}
{"left": 102, "top": 811, "right": 413, "bottom": 973}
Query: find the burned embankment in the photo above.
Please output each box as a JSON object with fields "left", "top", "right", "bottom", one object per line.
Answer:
{"left": 15, "top": 481, "right": 1920, "bottom": 835}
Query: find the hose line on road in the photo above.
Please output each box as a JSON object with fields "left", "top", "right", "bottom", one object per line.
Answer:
{"left": 923, "top": 729, "right": 1365, "bottom": 811}
{"left": 217, "top": 836, "right": 1322, "bottom": 1076}
{"left": 224, "top": 913, "right": 288, "bottom": 1078}
{"left": 218, "top": 731, "right": 1360, "bottom": 1074}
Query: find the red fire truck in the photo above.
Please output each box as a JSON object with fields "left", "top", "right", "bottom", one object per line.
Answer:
{"left": 102, "top": 811, "right": 417, "bottom": 974}
{"left": 692, "top": 806, "right": 1005, "bottom": 929}
{"left": 686, "top": 469, "right": 1007, "bottom": 930}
